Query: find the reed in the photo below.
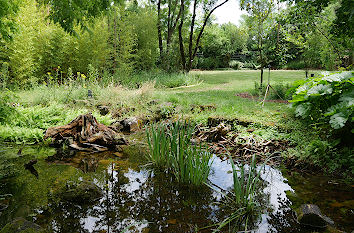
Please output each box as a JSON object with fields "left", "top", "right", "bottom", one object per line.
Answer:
{"left": 146, "top": 121, "right": 212, "bottom": 186}
{"left": 212, "top": 154, "right": 263, "bottom": 232}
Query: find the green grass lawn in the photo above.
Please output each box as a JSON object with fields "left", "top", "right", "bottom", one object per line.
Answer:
{"left": 154, "top": 70, "right": 308, "bottom": 126}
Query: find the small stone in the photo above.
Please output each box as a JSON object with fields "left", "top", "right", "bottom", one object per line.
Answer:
{"left": 98, "top": 105, "right": 109, "bottom": 116}
{"left": 298, "top": 204, "right": 334, "bottom": 229}
{"left": 60, "top": 180, "right": 103, "bottom": 204}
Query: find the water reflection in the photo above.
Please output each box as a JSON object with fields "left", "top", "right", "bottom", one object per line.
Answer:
{"left": 0, "top": 145, "right": 353, "bottom": 232}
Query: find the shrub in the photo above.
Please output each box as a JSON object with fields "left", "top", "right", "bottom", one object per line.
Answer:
{"left": 229, "top": 60, "right": 244, "bottom": 70}
{"left": 0, "top": 90, "right": 16, "bottom": 123}
{"left": 290, "top": 71, "right": 353, "bottom": 132}
{"left": 249, "top": 82, "right": 293, "bottom": 100}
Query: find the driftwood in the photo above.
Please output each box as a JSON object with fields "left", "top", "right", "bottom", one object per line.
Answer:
{"left": 44, "top": 113, "right": 127, "bottom": 152}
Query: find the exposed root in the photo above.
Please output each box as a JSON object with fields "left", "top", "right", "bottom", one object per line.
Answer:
{"left": 44, "top": 113, "right": 127, "bottom": 152}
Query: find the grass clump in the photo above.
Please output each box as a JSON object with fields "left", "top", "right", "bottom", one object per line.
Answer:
{"left": 214, "top": 155, "right": 263, "bottom": 232}
{"left": 146, "top": 121, "right": 212, "bottom": 186}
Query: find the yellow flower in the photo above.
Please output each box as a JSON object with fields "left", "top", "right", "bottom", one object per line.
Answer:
{"left": 81, "top": 74, "right": 86, "bottom": 79}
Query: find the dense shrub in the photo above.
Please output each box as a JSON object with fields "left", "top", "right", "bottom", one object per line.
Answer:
{"left": 229, "top": 60, "right": 243, "bottom": 70}
{"left": 250, "top": 82, "right": 293, "bottom": 100}
{"left": 290, "top": 71, "right": 353, "bottom": 132}
{"left": 0, "top": 90, "right": 16, "bottom": 123}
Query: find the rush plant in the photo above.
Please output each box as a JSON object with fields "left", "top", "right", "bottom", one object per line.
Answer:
{"left": 146, "top": 121, "right": 213, "bottom": 186}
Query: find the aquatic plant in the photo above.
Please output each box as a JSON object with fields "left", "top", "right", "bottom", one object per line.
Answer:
{"left": 146, "top": 121, "right": 212, "bottom": 186}
{"left": 212, "top": 155, "right": 263, "bottom": 232}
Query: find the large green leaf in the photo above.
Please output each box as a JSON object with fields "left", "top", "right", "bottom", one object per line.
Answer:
{"left": 307, "top": 84, "right": 332, "bottom": 96}
{"left": 329, "top": 112, "right": 348, "bottom": 129}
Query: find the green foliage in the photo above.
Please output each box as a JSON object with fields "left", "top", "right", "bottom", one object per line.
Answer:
{"left": 290, "top": 71, "right": 354, "bottom": 130}
{"left": 229, "top": 60, "right": 244, "bottom": 70}
{"left": 38, "top": 0, "right": 112, "bottom": 34}
{"left": 0, "top": 103, "right": 113, "bottom": 143}
{"left": 146, "top": 121, "right": 213, "bottom": 186}
{"left": 213, "top": 155, "right": 262, "bottom": 232}
{"left": 114, "top": 71, "right": 200, "bottom": 88}
{"left": 250, "top": 81, "right": 293, "bottom": 100}
{"left": 196, "top": 23, "right": 248, "bottom": 70}
{"left": 0, "top": 0, "right": 18, "bottom": 40}
{"left": 0, "top": 90, "right": 16, "bottom": 123}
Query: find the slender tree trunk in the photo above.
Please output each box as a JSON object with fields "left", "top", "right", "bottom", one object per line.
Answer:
{"left": 187, "top": 0, "right": 198, "bottom": 71}
{"left": 185, "top": 0, "right": 229, "bottom": 72}
{"left": 157, "top": 0, "right": 163, "bottom": 62}
{"left": 178, "top": 0, "right": 186, "bottom": 71}
{"left": 113, "top": 11, "right": 117, "bottom": 72}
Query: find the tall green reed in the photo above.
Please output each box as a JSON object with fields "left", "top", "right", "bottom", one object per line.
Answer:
{"left": 212, "top": 154, "right": 263, "bottom": 232}
{"left": 146, "top": 121, "right": 212, "bottom": 186}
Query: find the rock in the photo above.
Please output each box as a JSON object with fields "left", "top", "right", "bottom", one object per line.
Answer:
{"left": 0, "top": 217, "right": 45, "bottom": 233}
{"left": 298, "top": 204, "right": 334, "bottom": 229}
{"left": 60, "top": 180, "right": 103, "bottom": 204}
{"left": 120, "top": 117, "right": 142, "bottom": 132}
{"left": 97, "top": 105, "right": 109, "bottom": 116}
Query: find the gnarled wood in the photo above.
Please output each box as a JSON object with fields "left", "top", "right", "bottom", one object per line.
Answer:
{"left": 44, "top": 113, "right": 127, "bottom": 152}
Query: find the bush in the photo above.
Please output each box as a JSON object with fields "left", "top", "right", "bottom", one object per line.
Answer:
{"left": 0, "top": 90, "right": 16, "bottom": 123}
{"left": 290, "top": 71, "right": 353, "bottom": 132}
{"left": 229, "top": 60, "right": 244, "bottom": 70}
{"left": 249, "top": 82, "right": 293, "bottom": 100}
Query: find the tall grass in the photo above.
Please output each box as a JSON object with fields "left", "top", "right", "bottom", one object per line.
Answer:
{"left": 213, "top": 155, "right": 263, "bottom": 232}
{"left": 146, "top": 121, "right": 213, "bottom": 186}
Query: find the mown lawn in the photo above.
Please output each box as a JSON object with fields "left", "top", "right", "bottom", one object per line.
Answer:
{"left": 155, "top": 70, "right": 309, "bottom": 126}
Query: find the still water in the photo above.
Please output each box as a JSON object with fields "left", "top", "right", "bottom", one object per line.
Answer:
{"left": 0, "top": 143, "right": 353, "bottom": 232}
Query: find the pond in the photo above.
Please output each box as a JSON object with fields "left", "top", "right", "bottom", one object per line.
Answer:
{"left": 0, "top": 142, "right": 353, "bottom": 232}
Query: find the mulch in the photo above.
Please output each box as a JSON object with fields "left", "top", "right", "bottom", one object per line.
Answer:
{"left": 235, "top": 92, "right": 289, "bottom": 104}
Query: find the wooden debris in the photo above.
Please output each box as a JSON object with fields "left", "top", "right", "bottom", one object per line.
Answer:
{"left": 44, "top": 113, "right": 127, "bottom": 152}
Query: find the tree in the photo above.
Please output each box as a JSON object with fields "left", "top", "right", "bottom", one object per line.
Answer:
{"left": 241, "top": 0, "right": 273, "bottom": 87}
{"left": 38, "top": 0, "right": 114, "bottom": 34}
{"left": 0, "top": 0, "right": 18, "bottom": 40}
{"left": 154, "top": 0, "right": 182, "bottom": 70}
{"left": 178, "top": 0, "right": 230, "bottom": 72}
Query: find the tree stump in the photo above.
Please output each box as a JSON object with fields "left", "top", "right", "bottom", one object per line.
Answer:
{"left": 44, "top": 113, "right": 127, "bottom": 152}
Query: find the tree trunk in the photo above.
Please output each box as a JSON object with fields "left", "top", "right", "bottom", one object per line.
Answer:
{"left": 157, "top": 0, "right": 163, "bottom": 62}
{"left": 178, "top": 0, "right": 186, "bottom": 71}
{"left": 185, "top": 0, "right": 230, "bottom": 72}
{"left": 260, "top": 68, "right": 264, "bottom": 88}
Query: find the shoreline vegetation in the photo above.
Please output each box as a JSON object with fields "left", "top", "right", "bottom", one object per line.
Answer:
{"left": 1, "top": 70, "right": 352, "bottom": 180}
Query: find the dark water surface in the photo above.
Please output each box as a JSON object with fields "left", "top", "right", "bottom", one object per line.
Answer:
{"left": 0, "top": 143, "right": 353, "bottom": 232}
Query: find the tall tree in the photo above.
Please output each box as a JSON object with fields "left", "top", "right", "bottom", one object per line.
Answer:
{"left": 241, "top": 0, "right": 273, "bottom": 87}
{"left": 0, "top": 0, "right": 18, "bottom": 40}
{"left": 154, "top": 0, "right": 182, "bottom": 70}
{"left": 178, "top": 0, "right": 229, "bottom": 72}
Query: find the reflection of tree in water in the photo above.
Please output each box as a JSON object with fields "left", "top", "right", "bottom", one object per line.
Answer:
{"left": 38, "top": 162, "right": 230, "bottom": 232}
{"left": 267, "top": 195, "right": 301, "bottom": 233}
{"left": 91, "top": 166, "right": 224, "bottom": 232}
